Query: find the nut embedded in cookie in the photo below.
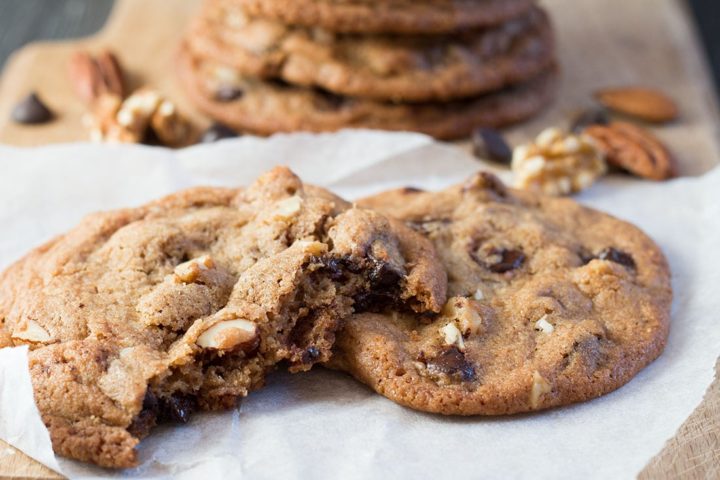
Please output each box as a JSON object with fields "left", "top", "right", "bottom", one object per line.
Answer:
{"left": 0, "top": 166, "right": 446, "bottom": 468}
{"left": 329, "top": 170, "right": 671, "bottom": 416}
{"left": 196, "top": 318, "right": 259, "bottom": 352}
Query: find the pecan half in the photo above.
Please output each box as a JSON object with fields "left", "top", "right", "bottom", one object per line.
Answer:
{"left": 69, "top": 50, "right": 125, "bottom": 104}
{"left": 584, "top": 121, "right": 677, "bottom": 180}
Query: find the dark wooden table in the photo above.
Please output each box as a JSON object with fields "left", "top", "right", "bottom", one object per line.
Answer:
{"left": 0, "top": 0, "right": 719, "bottom": 96}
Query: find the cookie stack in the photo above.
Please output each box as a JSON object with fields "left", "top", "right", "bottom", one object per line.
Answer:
{"left": 178, "top": 0, "right": 558, "bottom": 139}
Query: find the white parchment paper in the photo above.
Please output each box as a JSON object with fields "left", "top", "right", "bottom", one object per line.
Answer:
{"left": 0, "top": 130, "right": 718, "bottom": 479}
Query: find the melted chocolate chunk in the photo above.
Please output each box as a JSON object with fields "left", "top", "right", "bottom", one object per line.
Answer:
{"left": 471, "top": 246, "right": 525, "bottom": 274}
{"left": 313, "top": 88, "right": 347, "bottom": 111}
{"left": 128, "top": 390, "right": 159, "bottom": 438}
{"left": 472, "top": 128, "right": 512, "bottom": 164}
{"left": 200, "top": 123, "right": 240, "bottom": 143}
{"left": 570, "top": 107, "right": 610, "bottom": 133}
{"left": 267, "top": 78, "right": 293, "bottom": 89}
{"left": 597, "top": 247, "right": 636, "bottom": 269}
{"left": 12, "top": 92, "right": 54, "bottom": 124}
{"left": 301, "top": 346, "right": 321, "bottom": 364}
{"left": 320, "top": 257, "right": 346, "bottom": 281}
{"left": 352, "top": 291, "right": 390, "bottom": 312}
{"left": 369, "top": 260, "right": 402, "bottom": 289}
{"left": 423, "top": 347, "right": 476, "bottom": 382}
{"left": 401, "top": 187, "right": 425, "bottom": 194}
{"left": 215, "top": 86, "right": 244, "bottom": 102}
{"left": 158, "top": 394, "right": 197, "bottom": 424}
{"left": 488, "top": 249, "right": 525, "bottom": 273}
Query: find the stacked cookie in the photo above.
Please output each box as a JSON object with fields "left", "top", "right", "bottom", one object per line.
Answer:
{"left": 178, "top": 0, "right": 558, "bottom": 139}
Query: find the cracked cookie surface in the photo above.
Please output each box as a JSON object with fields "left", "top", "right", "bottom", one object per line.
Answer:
{"left": 0, "top": 167, "right": 446, "bottom": 467}
{"left": 186, "top": 1, "right": 555, "bottom": 102}
{"left": 328, "top": 172, "right": 672, "bottom": 415}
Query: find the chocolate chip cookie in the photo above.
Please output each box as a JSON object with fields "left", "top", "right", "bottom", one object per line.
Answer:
{"left": 328, "top": 172, "right": 672, "bottom": 415}
{"left": 186, "top": 1, "right": 555, "bottom": 102}
{"left": 177, "top": 45, "right": 557, "bottom": 139}
{"left": 232, "top": 0, "right": 536, "bottom": 34}
{"left": 0, "top": 167, "right": 446, "bottom": 467}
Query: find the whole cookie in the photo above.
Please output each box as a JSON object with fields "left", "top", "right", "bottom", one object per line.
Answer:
{"left": 233, "top": 0, "right": 536, "bottom": 34}
{"left": 177, "top": 46, "right": 558, "bottom": 139}
{"left": 0, "top": 167, "right": 446, "bottom": 467}
{"left": 328, "top": 172, "right": 672, "bottom": 415}
{"left": 186, "top": 1, "right": 555, "bottom": 101}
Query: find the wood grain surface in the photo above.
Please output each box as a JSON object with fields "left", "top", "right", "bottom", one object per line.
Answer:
{"left": 0, "top": 0, "right": 718, "bottom": 478}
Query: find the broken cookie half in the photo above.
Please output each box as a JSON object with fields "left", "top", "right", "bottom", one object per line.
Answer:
{"left": 329, "top": 171, "right": 671, "bottom": 415}
{"left": 0, "top": 167, "right": 446, "bottom": 467}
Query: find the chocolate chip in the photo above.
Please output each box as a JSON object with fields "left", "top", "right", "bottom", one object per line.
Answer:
{"left": 128, "top": 390, "right": 159, "bottom": 437}
{"left": 301, "top": 346, "right": 321, "bottom": 364}
{"left": 597, "top": 247, "right": 636, "bottom": 269}
{"left": 157, "top": 394, "right": 196, "bottom": 424}
{"left": 471, "top": 247, "right": 525, "bottom": 273}
{"left": 472, "top": 128, "right": 512, "bottom": 164}
{"left": 214, "top": 86, "right": 244, "bottom": 102}
{"left": 423, "top": 347, "right": 476, "bottom": 381}
{"left": 570, "top": 107, "right": 610, "bottom": 133}
{"left": 200, "top": 123, "right": 240, "bottom": 143}
{"left": 320, "top": 257, "right": 346, "bottom": 281}
{"left": 369, "top": 260, "right": 402, "bottom": 289}
{"left": 11, "top": 92, "right": 53, "bottom": 124}
{"left": 401, "top": 187, "right": 424, "bottom": 194}
{"left": 313, "top": 88, "right": 346, "bottom": 111}
{"left": 352, "top": 291, "right": 392, "bottom": 312}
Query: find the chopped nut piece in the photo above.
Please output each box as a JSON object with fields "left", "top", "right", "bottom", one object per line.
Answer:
{"left": 473, "top": 288, "right": 485, "bottom": 301}
{"left": 174, "top": 255, "right": 215, "bottom": 284}
{"left": 116, "top": 88, "right": 162, "bottom": 135}
{"left": 12, "top": 320, "right": 52, "bottom": 343}
{"left": 534, "top": 315, "right": 554, "bottom": 334}
{"left": 442, "top": 297, "right": 483, "bottom": 337}
{"left": 294, "top": 240, "right": 328, "bottom": 256}
{"left": 272, "top": 195, "right": 303, "bottom": 220}
{"left": 529, "top": 371, "right": 552, "bottom": 409}
{"left": 151, "top": 100, "right": 196, "bottom": 147}
{"left": 440, "top": 323, "right": 465, "bottom": 350}
{"left": 197, "top": 318, "right": 258, "bottom": 351}
{"left": 512, "top": 127, "right": 606, "bottom": 196}
{"left": 83, "top": 87, "right": 195, "bottom": 147}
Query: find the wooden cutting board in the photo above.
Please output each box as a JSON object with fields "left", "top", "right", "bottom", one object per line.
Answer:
{"left": 0, "top": 0, "right": 718, "bottom": 478}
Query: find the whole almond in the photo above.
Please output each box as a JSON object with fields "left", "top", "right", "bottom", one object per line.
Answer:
{"left": 594, "top": 87, "right": 678, "bottom": 123}
{"left": 584, "top": 121, "right": 677, "bottom": 180}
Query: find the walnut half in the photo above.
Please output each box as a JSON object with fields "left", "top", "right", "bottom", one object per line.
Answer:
{"left": 512, "top": 127, "right": 606, "bottom": 196}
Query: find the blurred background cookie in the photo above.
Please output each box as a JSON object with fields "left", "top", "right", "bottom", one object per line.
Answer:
{"left": 178, "top": 0, "right": 559, "bottom": 137}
